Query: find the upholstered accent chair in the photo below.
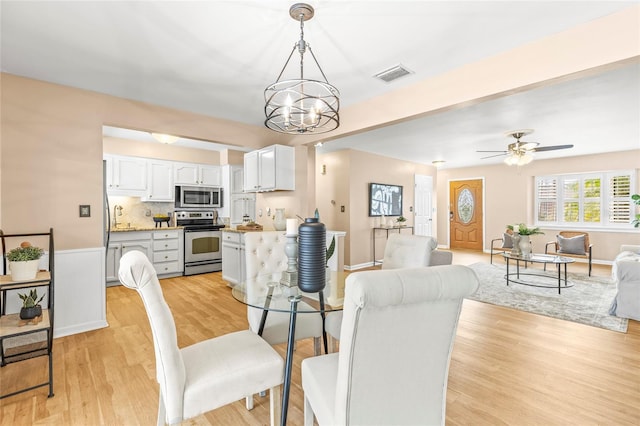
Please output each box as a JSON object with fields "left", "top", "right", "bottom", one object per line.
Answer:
{"left": 244, "top": 231, "right": 324, "bottom": 353}
{"left": 301, "top": 266, "right": 479, "bottom": 426}
{"left": 490, "top": 229, "right": 514, "bottom": 264}
{"left": 609, "top": 245, "right": 640, "bottom": 321}
{"left": 118, "top": 250, "right": 284, "bottom": 426}
{"left": 545, "top": 231, "right": 593, "bottom": 276}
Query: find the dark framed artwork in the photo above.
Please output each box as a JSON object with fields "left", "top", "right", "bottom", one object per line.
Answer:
{"left": 368, "top": 182, "right": 403, "bottom": 216}
{"left": 79, "top": 205, "right": 91, "bottom": 217}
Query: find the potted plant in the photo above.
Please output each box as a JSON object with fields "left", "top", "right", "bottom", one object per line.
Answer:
{"left": 7, "top": 241, "right": 44, "bottom": 281}
{"left": 18, "top": 288, "right": 45, "bottom": 320}
{"left": 506, "top": 224, "right": 544, "bottom": 257}
{"left": 632, "top": 194, "right": 640, "bottom": 228}
{"left": 507, "top": 223, "right": 544, "bottom": 236}
{"left": 325, "top": 235, "right": 336, "bottom": 284}
{"left": 396, "top": 216, "right": 407, "bottom": 226}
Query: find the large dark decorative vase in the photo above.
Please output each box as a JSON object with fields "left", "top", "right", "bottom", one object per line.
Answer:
{"left": 297, "top": 218, "right": 326, "bottom": 293}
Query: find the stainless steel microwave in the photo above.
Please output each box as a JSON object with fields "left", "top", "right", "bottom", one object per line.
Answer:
{"left": 175, "top": 185, "right": 223, "bottom": 209}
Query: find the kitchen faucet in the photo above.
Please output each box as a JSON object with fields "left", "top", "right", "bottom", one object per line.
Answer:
{"left": 112, "top": 205, "right": 123, "bottom": 227}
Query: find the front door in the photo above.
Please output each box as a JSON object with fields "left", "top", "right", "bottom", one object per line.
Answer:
{"left": 449, "top": 179, "right": 483, "bottom": 250}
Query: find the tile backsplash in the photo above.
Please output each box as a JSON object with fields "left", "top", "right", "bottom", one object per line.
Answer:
{"left": 108, "top": 196, "right": 174, "bottom": 228}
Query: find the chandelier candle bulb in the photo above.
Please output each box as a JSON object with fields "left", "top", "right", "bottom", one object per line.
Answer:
{"left": 286, "top": 218, "right": 298, "bottom": 235}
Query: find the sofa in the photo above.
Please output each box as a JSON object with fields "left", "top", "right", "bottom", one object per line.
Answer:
{"left": 609, "top": 245, "right": 640, "bottom": 321}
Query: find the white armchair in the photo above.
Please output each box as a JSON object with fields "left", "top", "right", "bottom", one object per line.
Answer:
{"left": 609, "top": 244, "right": 640, "bottom": 321}
{"left": 301, "top": 265, "right": 479, "bottom": 426}
{"left": 118, "top": 250, "right": 284, "bottom": 426}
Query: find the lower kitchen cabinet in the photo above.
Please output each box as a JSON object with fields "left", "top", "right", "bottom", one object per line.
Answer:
{"left": 221, "top": 231, "right": 245, "bottom": 286}
{"left": 152, "top": 230, "right": 184, "bottom": 275}
{"left": 106, "top": 229, "right": 184, "bottom": 284}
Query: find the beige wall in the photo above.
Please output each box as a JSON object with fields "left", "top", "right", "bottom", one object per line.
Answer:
{"left": 316, "top": 149, "right": 433, "bottom": 267}
{"left": 0, "top": 74, "right": 281, "bottom": 250}
{"left": 437, "top": 150, "right": 640, "bottom": 261}
{"left": 104, "top": 136, "right": 222, "bottom": 164}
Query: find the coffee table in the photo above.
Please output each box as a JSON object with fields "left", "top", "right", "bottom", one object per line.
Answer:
{"left": 502, "top": 252, "right": 575, "bottom": 294}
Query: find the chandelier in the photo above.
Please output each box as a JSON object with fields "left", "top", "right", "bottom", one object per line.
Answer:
{"left": 264, "top": 3, "right": 340, "bottom": 134}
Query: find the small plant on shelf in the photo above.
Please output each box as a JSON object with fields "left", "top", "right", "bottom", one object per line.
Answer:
{"left": 7, "top": 242, "right": 44, "bottom": 262}
{"left": 396, "top": 216, "right": 407, "bottom": 226}
{"left": 7, "top": 241, "right": 44, "bottom": 281}
{"left": 506, "top": 223, "right": 544, "bottom": 236}
{"left": 18, "top": 288, "right": 45, "bottom": 320}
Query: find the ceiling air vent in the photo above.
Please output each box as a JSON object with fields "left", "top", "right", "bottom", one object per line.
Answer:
{"left": 373, "top": 64, "right": 413, "bottom": 83}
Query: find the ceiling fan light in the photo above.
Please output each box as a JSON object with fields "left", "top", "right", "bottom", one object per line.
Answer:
{"left": 519, "top": 153, "right": 534, "bottom": 165}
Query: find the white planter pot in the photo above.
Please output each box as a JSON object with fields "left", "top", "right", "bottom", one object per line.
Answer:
{"left": 519, "top": 235, "right": 532, "bottom": 257}
{"left": 9, "top": 259, "right": 39, "bottom": 281}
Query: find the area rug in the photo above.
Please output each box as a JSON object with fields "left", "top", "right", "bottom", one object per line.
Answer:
{"left": 468, "top": 263, "right": 627, "bottom": 333}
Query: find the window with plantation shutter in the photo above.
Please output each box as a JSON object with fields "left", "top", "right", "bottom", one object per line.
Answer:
{"left": 609, "top": 173, "right": 631, "bottom": 224}
{"left": 536, "top": 177, "right": 557, "bottom": 222}
{"left": 535, "top": 170, "right": 635, "bottom": 229}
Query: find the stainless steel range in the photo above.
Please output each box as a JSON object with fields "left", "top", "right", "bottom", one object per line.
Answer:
{"left": 176, "top": 210, "right": 225, "bottom": 275}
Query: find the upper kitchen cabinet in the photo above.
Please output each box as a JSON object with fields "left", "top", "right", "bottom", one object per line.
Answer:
{"left": 104, "top": 154, "right": 147, "bottom": 196}
{"left": 243, "top": 144, "right": 294, "bottom": 192}
{"left": 174, "top": 163, "right": 222, "bottom": 187}
{"left": 142, "top": 159, "right": 174, "bottom": 202}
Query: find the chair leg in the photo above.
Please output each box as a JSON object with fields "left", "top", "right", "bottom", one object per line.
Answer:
{"left": 313, "top": 337, "right": 321, "bottom": 356}
{"left": 245, "top": 395, "right": 254, "bottom": 410}
{"left": 304, "top": 394, "right": 315, "bottom": 426}
{"left": 327, "top": 336, "right": 338, "bottom": 353}
{"left": 270, "top": 386, "right": 281, "bottom": 426}
{"left": 157, "top": 392, "right": 166, "bottom": 426}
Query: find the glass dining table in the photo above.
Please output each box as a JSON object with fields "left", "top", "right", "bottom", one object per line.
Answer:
{"left": 231, "top": 270, "right": 347, "bottom": 425}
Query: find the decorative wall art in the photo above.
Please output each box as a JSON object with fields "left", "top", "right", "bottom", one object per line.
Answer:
{"left": 368, "top": 182, "right": 403, "bottom": 217}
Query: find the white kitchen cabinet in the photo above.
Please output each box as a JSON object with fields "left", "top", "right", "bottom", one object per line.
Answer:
{"left": 243, "top": 144, "right": 294, "bottom": 192}
{"left": 230, "top": 194, "right": 256, "bottom": 226}
{"left": 104, "top": 155, "right": 147, "bottom": 196}
{"left": 106, "top": 231, "right": 152, "bottom": 285}
{"left": 230, "top": 165, "right": 245, "bottom": 194}
{"left": 143, "top": 159, "right": 174, "bottom": 202}
{"left": 174, "top": 163, "right": 221, "bottom": 186}
{"left": 152, "top": 230, "right": 184, "bottom": 275}
{"left": 221, "top": 231, "right": 245, "bottom": 286}
{"left": 106, "top": 230, "right": 183, "bottom": 284}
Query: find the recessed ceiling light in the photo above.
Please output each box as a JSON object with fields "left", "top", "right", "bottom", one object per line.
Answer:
{"left": 432, "top": 160, "right": 446, "bottom": 167}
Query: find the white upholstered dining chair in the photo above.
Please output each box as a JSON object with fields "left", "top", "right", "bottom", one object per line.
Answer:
{"left": 301, "top": 265, "right": 479, "bottom": 426}
{"left": 244, "top": 231, "right": 324, "bottom": 352}
{"left": 324, "top": 233, "right": 452, "bottom": 349}
{"left": 118, "top": 250, "right": 284, "bottom": 426}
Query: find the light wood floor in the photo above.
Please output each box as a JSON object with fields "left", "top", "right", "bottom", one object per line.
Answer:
{"left": 1, "top": 251, "right": 638, "bottom": 425}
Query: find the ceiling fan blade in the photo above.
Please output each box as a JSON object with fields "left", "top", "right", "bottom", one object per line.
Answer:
{"left": 480, "top": 153, "right": 508, "bottom": 159}
{"left": 532, "top": 144, "right": 574, "bottom": 152}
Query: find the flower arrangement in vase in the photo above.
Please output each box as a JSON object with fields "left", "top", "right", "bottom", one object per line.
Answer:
{"left": 506, "top": 224, "right": 544, "bottom": 257}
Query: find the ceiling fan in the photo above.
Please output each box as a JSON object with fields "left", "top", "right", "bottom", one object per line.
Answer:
{"left": 478, "top": 129, "right": 574, "bottom": 166}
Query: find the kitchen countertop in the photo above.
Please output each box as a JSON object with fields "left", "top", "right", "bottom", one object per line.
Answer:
{"left": 110, "top": 226, "right": 184, "bottom": 233}
{"left": 222, "top": 227, "right": 270, "bottom": 233}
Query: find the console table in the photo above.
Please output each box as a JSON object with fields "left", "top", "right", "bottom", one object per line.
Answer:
{"left": 372, "top": 226, "right": 414, "bottom": 266}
